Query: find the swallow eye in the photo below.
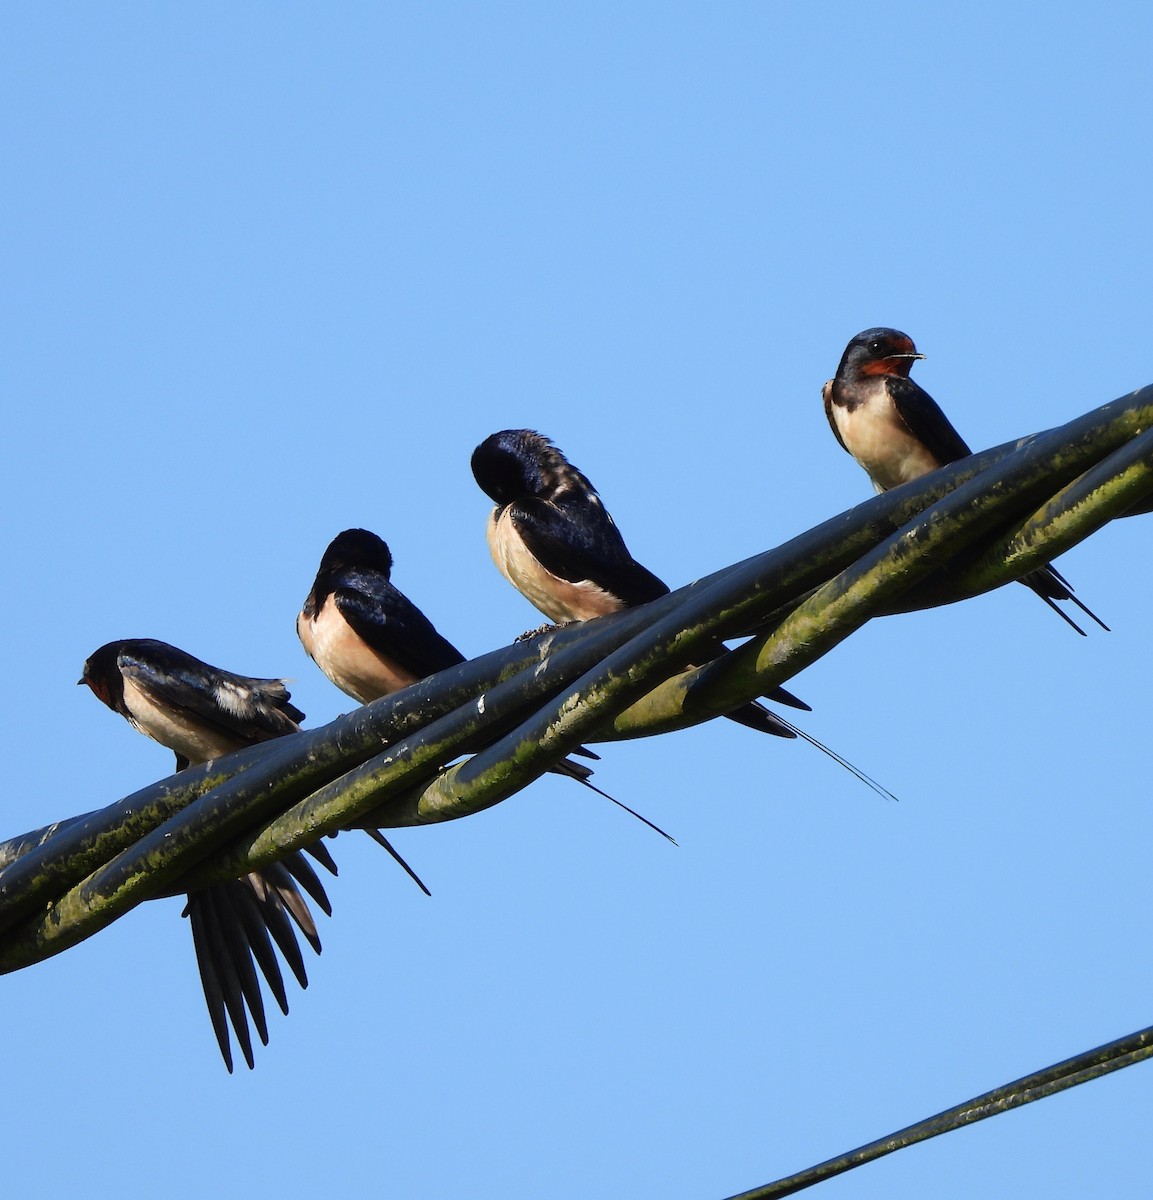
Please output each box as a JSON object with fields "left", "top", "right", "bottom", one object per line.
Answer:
{"left": 868, "top": 340, "right": 884, "bottom": 355}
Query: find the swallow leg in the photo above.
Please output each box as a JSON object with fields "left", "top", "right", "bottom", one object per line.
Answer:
{"left": 514, "top": 621, "right": 570, "bottom": 642}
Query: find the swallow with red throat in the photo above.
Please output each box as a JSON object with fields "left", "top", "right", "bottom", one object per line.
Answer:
{"left": 822, "top": 327, "right": 1108, "bottom": 634}
{"left": 80, "top": 637, "right": 338, "bottom": 1072}
{"left": 297, "top": 527, "right": 676, "bottom": 839}
{"left": 470, "top": 429, "right": 892, "bottom": 796}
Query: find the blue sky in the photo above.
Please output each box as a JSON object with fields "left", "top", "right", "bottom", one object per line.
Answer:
{"left": 2, "top": 5, "right": 1150, "bottom": 1197}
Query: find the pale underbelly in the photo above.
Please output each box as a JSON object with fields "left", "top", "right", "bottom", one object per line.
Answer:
{"left": 837, "top": 404, "right": 942, "bottom": 492}
{"left": 121, "top": 677, "right": 244, "bottom": 765}
{"left": 298, "top": 602, "right": 421, "bottom": 704}
{"left": 487, "top": 510, "right": 623, "bottom": 623}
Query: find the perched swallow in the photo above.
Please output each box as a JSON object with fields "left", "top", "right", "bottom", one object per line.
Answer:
{"left": 298, "top": 528, "right": 676, "bottom": 839}
{"left": 469, "top": 431, "right": 891, "bottom": 796}
{"left": 298, "top": 529, "right": 468, "bottom": 704}
{"left": 470, "top": 429, "right": 807, "bottom": 717}
{"left": 474, "top": 429, "right": 676, "bottom": 626}
{"left": 823, "top": 327, "right": 1108, "bottom": 635}
{"left": 80, "top": 638, "right": 338, "bottom": 1073}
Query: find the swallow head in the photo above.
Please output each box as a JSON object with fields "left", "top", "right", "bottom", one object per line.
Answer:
{"left": 472, "top": 429, "right": 589, "bottom": 505}
{"left": 78, "top": 640, "right": 126, "bottom": 709}
{"left": 317, "top": 528, "right": 394, "bottom": 578}
{"left": 838, "top": 327, "right": 925, "bottom": 380}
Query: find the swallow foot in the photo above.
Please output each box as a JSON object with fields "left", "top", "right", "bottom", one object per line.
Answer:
{"left": 515, "top": 621, "right": 570, "bottom": 642}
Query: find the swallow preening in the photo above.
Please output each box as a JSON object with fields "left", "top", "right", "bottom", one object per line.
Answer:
{"left": 297, "top": 528, "right": 676, "bottom": 841}
{"left": 470, "top": 429, "right": 894, "bottom": 797}
{"left": 471, "top": 430, "right": 671, "bottom": 623}
{"left": 79, "top": 638, "right": 336, "bottom": 1072}
{"left": 823, "top": 328, "right": 1108, "bottom": 635}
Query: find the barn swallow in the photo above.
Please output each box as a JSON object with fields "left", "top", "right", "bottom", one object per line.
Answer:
{"left": 80, "top": 638, "right": 338, "bottom": 1072}
{"left": 471, "top": 429, "right": 676, "bottom": 624}
{"left": 470, "top": 428, "right": 809, "bottom": 718}
{"left": 469, "top": 431, "right": 892, "bottom": 796}
{"left": 823, "top": 327, "right": 1108, "bottom": 635}
{"left": 298, "top": 529, "right": 468, "bottom": 704}
{"left": 298, "top": 528, "right": 677, "bottom": 839}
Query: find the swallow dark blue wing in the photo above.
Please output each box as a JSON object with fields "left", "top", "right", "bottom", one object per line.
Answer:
{"left": 117, "top": 643, "right": 302, "bottom": 746}
{"left": 332, "top": 576, "right": 468, "bottom": 679}
{"left": 887, "top": 377, "right": 973, "bottom": 466}
{"left": 510, "top": 496, "right": 670, "bottom": 607}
